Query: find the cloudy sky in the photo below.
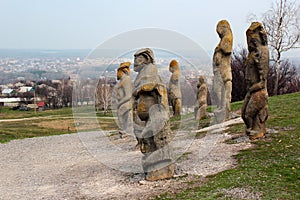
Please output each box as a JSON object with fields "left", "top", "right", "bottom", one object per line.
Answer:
{"left": 2, "top": 0, "right": 298, "bottom": 57}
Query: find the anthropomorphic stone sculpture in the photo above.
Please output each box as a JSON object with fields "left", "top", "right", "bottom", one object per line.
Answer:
{"left": 132, "top": 48, "right": 174, "bottom": 181}
{"left": 195, "top": 75, "right": 207, "bottom": 120}
{"left": 168, "top": 60, "right": 181, "bottom": 116}
{"left": 212, "top": 19, "right": 233, "bottom": 123}
{"left": 116, "top": 62, "right": 133, "bottom": 137}
{"left": 242, "top": 22, "right": 269, "bottom": 140}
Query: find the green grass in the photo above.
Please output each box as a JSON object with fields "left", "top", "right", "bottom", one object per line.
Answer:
{"left": 96, "top": 111, "right": 114, "bottom": 118}
{"left": 156, "top": 92, "right": 300, "bottom": 200}
{"left": 0, "top": 105, "right": 118, "bottom": 143}
{"left": 0, "top": 107, "right": 76, "bottom": 143}
{"left": 0, "top": 119, "right": 73, "bottom": 143}
{"left": 231, "top": 100, "right": 243, "bottom": 112}
{"left": 206, "top": 100, "right": 243, "bottom": 113}
{"left": 97, "top": 117, "right": 118, "bottom": 130}
{"left": 1, "top": 93, "right": 300, "bottom": 199}
{"left": 0, "top": 107, "right": 73, "bottom": 119}
{"left": 0, "top": 115, "right": 119, "bottom": 143}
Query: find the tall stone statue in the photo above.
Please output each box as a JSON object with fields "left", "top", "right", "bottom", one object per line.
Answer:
{"left": 116, "top": 62, "right": 133, "bottom": 137}
{"left": 195, "top": 75, "right": 207, "bottom": 120}
{"left": 132, "top": 48, "right": 174, "bottom": 181}
{"left": 168, "top": 60, "right": 181, "bottom": 116}
{"left": 212, "top": 19, "right": 233, "bottom": 123}
{"left": 242, "top": 22, "right": 269, "bottom": 140}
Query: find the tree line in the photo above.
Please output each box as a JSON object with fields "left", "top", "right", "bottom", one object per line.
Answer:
{"left": 231, "top": 47, "right": 300, "bottom": 102}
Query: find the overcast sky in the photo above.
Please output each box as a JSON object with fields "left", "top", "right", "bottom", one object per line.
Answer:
{"left": 1, "top": 0, "right": 298, "bottom": 56}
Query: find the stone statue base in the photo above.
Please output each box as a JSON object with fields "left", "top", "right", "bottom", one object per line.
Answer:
{"left": 214, "top": 108, "right": 227, "bottom": 123}
{"left": 141, "top": 142, "right": 174, "bottom": 181}
{"left": 242, "top": 89, "right": 268, "bottom": 140}
{"left": 195, "top": 105, "right": 207, "bottom": 120}
{"left": 145, "top": 163, "right": 175, "bottom": 181}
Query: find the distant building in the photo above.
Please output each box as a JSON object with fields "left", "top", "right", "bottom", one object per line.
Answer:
{"left": 17, "top": 77, "right": 25, "bottom": 81}
{"left": 0, "top": 97, "right": 21, "bottom": 107}
{"left": 1, "top": 88, "right": 15, "bottom": 97}
{"left": 18, "top": 86, "right": 34, "bottom": 93}
{"left": 37, "top": 101, "right": 45, "bottom": 111}
{"left": 0, "top": 85, "right": 8, "bottom": 89}
{"left": 51, "top": 80, "right": 62, "bottom": 84}
{"left": 14, "top": 82, "right": 25, "bottom": 87}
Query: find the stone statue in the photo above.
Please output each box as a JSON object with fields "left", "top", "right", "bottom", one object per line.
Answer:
{"left": 195, "top": 75, "right": 207, "bottom": 120}
{"left": 212, "top": 19, "right": 233, "bottom": 123}
{"left": 116, "top": 62, "right": 133, "bottom": 137}
{"left": 168, "top": 60, "right": 181, "bottom": 116}
{"left": 242, "top": 22, "right": 269, "bottom": 140}
{"left": 132, "top": 48, "right": 174, "bottom": 181}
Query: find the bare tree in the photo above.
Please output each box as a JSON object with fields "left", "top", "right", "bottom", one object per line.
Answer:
{"left": 19, "top": 91, "right": 34, "bottom": 104}
{"left": 262, "top": 0, "right": 300, "bottom": 95}
{"left": 95, "top": 78, "right": 113, "bottom": 115}
{"left": 231, "top": 47, "right": 248, "bottom": 102}
{"left": 231, "top": 47, "right": 300, "bottom": 100}
{"left": 62, "top": 85, "right": 73, "bottom": 107}
{"left": 267, "top": 59, "right": 300, "bottom": 95}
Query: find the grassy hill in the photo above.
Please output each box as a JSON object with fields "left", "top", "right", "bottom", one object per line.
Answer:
{"left": 0, "top": 92, "right": 299, "bottom": 199}
{"left": 156, "top": 92, "right": 300, "bottom": 200}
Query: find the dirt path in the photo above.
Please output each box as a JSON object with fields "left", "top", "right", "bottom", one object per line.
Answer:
{"left": 0, "top": 118, "right": 252, "bottom": 199}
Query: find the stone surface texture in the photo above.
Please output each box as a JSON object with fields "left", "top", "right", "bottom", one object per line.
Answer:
{"left": 242, "top": 22, "right": 269, "bottom": 140}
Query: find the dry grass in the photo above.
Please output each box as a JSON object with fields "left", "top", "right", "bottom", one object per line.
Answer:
{"left": 37, "top": 119, "right": 76, "bottom": 132}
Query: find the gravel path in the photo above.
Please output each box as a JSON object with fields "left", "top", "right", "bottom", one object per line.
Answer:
{"left": 0, "top": 118, "right": 252, "bottom": 199}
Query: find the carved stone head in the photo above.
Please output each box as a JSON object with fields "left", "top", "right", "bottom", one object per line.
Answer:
{"left": 246, "top": 22, "right": 268, "bottom": 51}
{"left": 197, "top": 75, "right": 206, "bottom": 88}
{"left": 169, "top": 60, "right": 179, "bottom": 73}
{"left": 216, "top": 20, "right": 232, "bottom": 38}
{"left": 133, "top": 48, "right": 154, "bottom": 72}
{"left": 117, "top": 62, "right": 131, "bottom": 80}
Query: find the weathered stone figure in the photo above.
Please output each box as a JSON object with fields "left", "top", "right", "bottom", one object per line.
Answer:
{"left": 116, "top": 62, "right": 133, "bottom": 137}
{"left": 132, "top": 48, "right": 174, "bottom": 181}
{"left": 195, "top": 75, "right": 207, "bottom": 120}
{"left": 242, "top": 22, "right": 269, "bottom": 140}
{"left": 212, "top": 20, "right": 233, "bottom": 123}
{"left": 168, "top": 60, "right": 181, "bottom": 116}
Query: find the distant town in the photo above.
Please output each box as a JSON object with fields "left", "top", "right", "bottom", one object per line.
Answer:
{"left": 0, "top": 49, "right": 208, "bottom": 111}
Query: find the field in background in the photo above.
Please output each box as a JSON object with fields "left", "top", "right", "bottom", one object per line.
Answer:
{"left": 0, "top": 107, "right": 117, "bottom": 143}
